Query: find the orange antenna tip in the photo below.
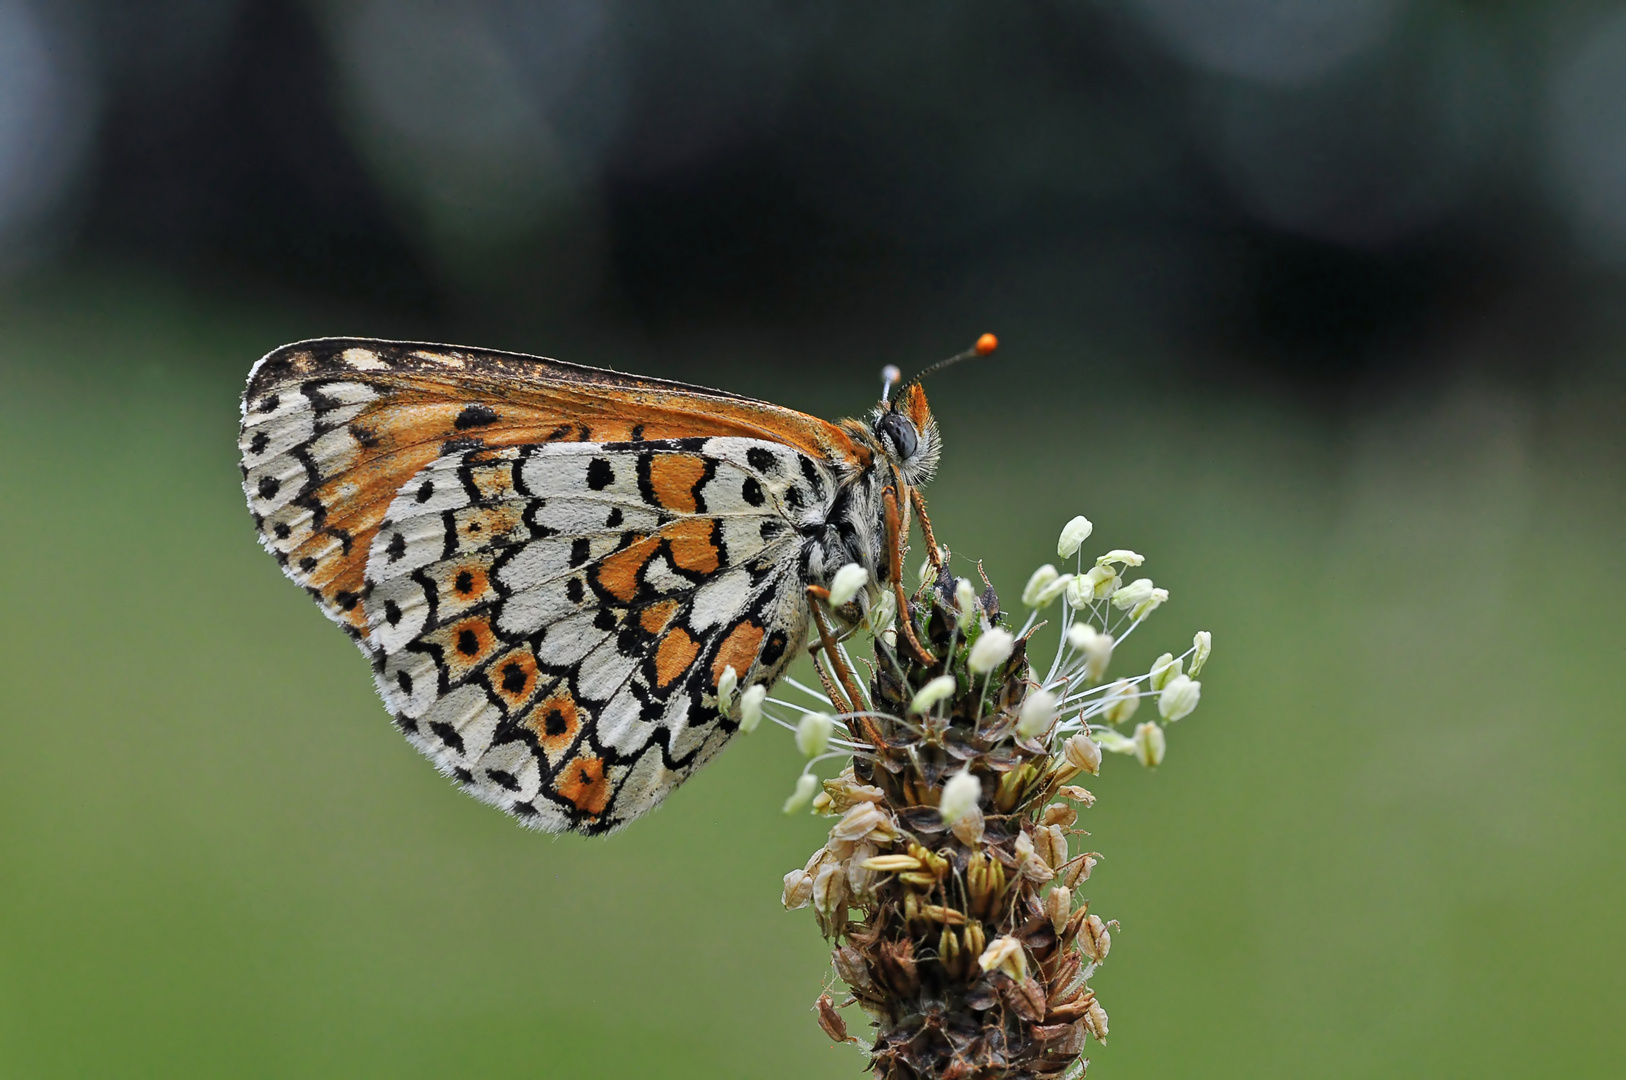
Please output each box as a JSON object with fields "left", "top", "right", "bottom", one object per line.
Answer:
{"left": 975, "top": 333, "right": 999, "bottom": 356}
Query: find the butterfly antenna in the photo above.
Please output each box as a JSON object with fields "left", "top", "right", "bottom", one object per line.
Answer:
{"left": 879, "top": 364, "right": 902, "bottom": 404}
{"left": 910, "top": 333, "right": 998, "bottom": 385}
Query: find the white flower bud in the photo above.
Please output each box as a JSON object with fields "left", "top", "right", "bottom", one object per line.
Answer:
{"left": 1065, "top": 575, "right": 1095, "bottom": 609}
{"left": 1158, "top": 674, "right": 1201, "bottom": 721}
{"left": 1100, "top": 679, "right": 1140, "bottom": 726}
{"left": 1016, "top": 689, "right": 1058, "bottom": 738}
{"left": 1057, "top": 515, "right": 1094, "bottom": 559}
{"left": 1014, "top": 830, "right": 1054, "bottom": 882}
{"left": 1148, "top": 652, "right": 1181, "bottom": 691}
{"left": 1033, "top": 573, "right": 1074, "bottom": 609}
{"left": 1190, "top": 630, "right": 1212, "bottom": 677}
{"left": 783, "top": 868, "right": 815, "bottom": 908}
{"left": 1034, "top": 823, "right": 1069, "bottom": 870}
{"left": 1082, "top": 564, "right": 1120, "bottom": 600}
{"left": 717, "top": 665, "right": 738, "bottom": 712}
{"left": 1084, "top": 997, "right": 1109, "bottom": 1042}
{"left": 783, "top": 772, "right": 819, "bottom": 813}
{"left": 1084, "top": 632, "right": 1115, "bottom": 683}
{"left": 954, "top": 577, "right": 977, "bottom": 626}
{"left": 866, "top": 589, "right": 896, "bottom": 633}
{"left": 831, "top": 802, "right": 892, "bottom": 842}
{"left": 1045, "top": 885, "right": 1072, "bottom": 933}
{"left": 1066, "top": 621, "right": 1098, "bottom": 652}
{"left": 978, "top": 935, "right": 1027, "bottom": 980}
{"left": 1131, "top": 587, "right": 1169, "bottom": 620}
{"left": 1080, "top": 914, "right": 1112, "bottom": 962}
{"left": 967, "top": 628, "right": 1015, "bottom": 674}
{"left": 1021, "top": 564, "right": 1059, "bottom": 607}
{"left": 738, "top": 684, "right": 766, "bottom": 733}
{"left": 1110, "top": 577, "right": 1155, "bottom": 612}
{"left": 1062, "top": 733, "right": 1102, "bottom": 775}
{"left": 938, "top": 769, "right": 981, "bottom": 824}
{"left": 796, "top": 712, "right": 835, "bottom": 757}
{"left": 950, "top": 802, "right": 986, "bottom": 845}
{"left": 827, "top": 563, "right": 869, "bottom": 608}
{"left": 812, "top": 862, "right": 847, "bottom": 919}
{"left": 918, "top": 554, "right": 937, "bottom": 587}
{"left": 1096, "top": 549, "right": 1145, "bottom": 568}
{"left": 909, "top": 674, "right": 957, "bottom": 714}
{"left": 1063, "top": 853, "right": 1097, "bottom": 887}
{"left": 1094, "top": 728, "right": 1137, "bottom": 755}
{"left": 1133, "top": 721, "right": 1166, "bottom": 767}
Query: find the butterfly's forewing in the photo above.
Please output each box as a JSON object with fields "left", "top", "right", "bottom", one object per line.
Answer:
{"left": 240, "top": 339, "right": 862, "bottom": 833}
{"left": 361, "top": 438, "right": 832, "bottom": 832}
{"left": 239, "top": 338, "right": 866, "bottom": 639}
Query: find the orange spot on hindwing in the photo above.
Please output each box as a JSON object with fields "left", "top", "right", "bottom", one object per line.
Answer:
{"left": 646, "top": 453, "right": 709, "bottom": 513}
{"left": 664, "top": 517, "right": 721, "bottom": 575}
{"left": 429, "top": 616, "right": 497, "bottom": 679}
{"left": 524, "top": 687, "right": 581, "bottom": 765}
{"left": 639, "top": 599, "right": 681, "bottom": 636}
{"left": 711, "top": 620, "right": 765, "bottom": 687}
{"left": 555, "top": 754, "right": 611, "bottom": 816}
{"left": 490, "top": 647, "right": 539, "bottom": 710}
{"left": 593, "top": 534, "right": 656, "bottom": 603}
{"left": 654, "top": 626, "right": 701, "bottom": 689}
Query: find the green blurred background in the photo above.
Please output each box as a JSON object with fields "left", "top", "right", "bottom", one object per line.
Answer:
{"left": 2, "top": 2, "right": 1625, "bottom": 1077}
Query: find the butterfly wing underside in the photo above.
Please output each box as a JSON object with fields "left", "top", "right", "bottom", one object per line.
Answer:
{"left": 239, "top": 339, "right": 858, "bottom": 833}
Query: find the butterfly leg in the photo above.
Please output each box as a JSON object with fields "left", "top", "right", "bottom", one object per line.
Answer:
{"left": 806, "top": 585, "right": 864, "bottom": 715}
{"left": 909, "top": 486, "right": 946, "bottom": 579}
{"left": 884, "top": 486, "right": 936, "bottom": 664}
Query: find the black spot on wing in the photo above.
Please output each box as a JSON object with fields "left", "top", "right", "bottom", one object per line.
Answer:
{"left": 432, "top": 722, "right": 466, "bottom": 755}
{"left": 454, "top": 404, "right": 500, "bottom": 430}
{"left": 747, "top": 446, "right": 779, "bottom": 474}
{"left": 799, "top": 456, "right": 827, "bottom": 500}
{"left": 486, "top": 768, "right": 521, "bottom": 791}
{"left": 761, "top": 630, "right": 788, "bottom": 667}
{"left": 587, "top": 458, "right": 614, "bottom": 490}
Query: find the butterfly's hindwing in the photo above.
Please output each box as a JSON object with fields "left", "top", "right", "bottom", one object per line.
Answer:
{"left": 359, "top": 438, "right": 830, "bottom": 833}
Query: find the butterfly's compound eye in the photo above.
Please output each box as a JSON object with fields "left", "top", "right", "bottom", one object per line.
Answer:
{"left": 877, "top": 410, "right": 919, "bottom": 459}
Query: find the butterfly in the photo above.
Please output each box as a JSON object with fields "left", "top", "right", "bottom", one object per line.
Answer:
{"left": 238, "top": 335, "right": 993, "bottom": 834}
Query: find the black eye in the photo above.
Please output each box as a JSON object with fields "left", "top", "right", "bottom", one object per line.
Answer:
{"left": 877, "top": 412, "right": 918, "bottom": 459}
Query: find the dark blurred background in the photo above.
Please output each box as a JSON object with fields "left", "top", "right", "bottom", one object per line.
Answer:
{"left": 1, "top": 2, "right": 1623, "bottom": 1077}
{"left": 7, "top": 0, "right": 1625, "bottom": 391}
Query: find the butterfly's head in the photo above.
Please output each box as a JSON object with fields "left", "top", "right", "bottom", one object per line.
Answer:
{"left": 870, "top": 333, "right": 996, "bottom": 485}
{"left": 872, "top": 379, "right": 941, "bottom": 485}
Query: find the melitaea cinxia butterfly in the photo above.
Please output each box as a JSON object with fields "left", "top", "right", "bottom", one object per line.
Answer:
{"left": 239, "top": 335, "right": 995, "bottom": 834}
